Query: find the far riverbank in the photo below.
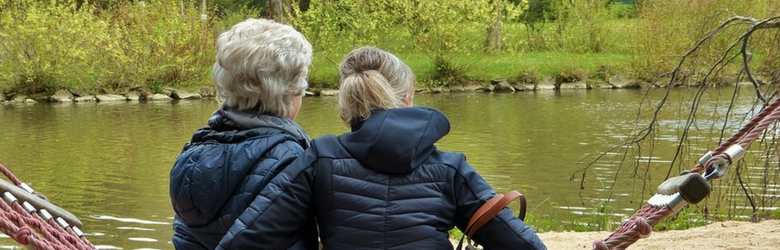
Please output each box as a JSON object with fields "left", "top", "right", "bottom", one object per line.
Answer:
{"left": 1, "top": 74, "right": 767, "bottom": 104}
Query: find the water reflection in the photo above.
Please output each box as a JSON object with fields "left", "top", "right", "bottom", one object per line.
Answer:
{"left": 0, "top": 88, "right": 777, "bottom": 248}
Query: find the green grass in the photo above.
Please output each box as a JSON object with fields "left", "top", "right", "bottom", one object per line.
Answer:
{"left": 304, "top": 16, "right": 639, "bottom": 88}
{"left": 308, "top": 51, "right": 632, "bottom": 88}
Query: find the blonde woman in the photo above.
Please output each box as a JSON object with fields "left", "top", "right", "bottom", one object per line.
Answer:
{"left": 169, "top": 18, "right": 315, "bottom": 250}
{"left": 217, "top": 47, "right": 546, "bottom": 250}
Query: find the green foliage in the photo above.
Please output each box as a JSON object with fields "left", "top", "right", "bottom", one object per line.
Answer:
{"left": 550, "top": 0, "right": 615, "bottom": 53}
{"left": 444, "top": 200, "right": 717, "bottom": 236}
{"left": 522, "top": 199, "right": 565, "bottom": 232}
{"left": 555, "top": 68, "right": 584, "bottom": 83}
{"left": 431, "top": 55, "right": 469, "bottom": 88}
{"left": 610, "top": 2, "right": 637, "bottom": 18}
{"left": 106, "top": 1, "right": 218, "bottom": 92}
{"left": 510, "top": 69, "right": 541, "bottom": 85}
{"left": 0, "top": 0, "right": 107, "bottom": 93}
{"left": 212, "top": 0, "right": 265, "bottom": 13}
{"left": 217, "top": 5, "right": 261, "bottom": 27}
{"left": 590, "top": 65, "right": 614, "bottom": 81}
{"left": 0, "top": 0, "right": 236, "bottom": 94}
{"left": 3, "top": 0, "right": 777, "bottom": 95}
{"left": 518, "top": 0, "right": 554, "bottom": 31}
{"left": 449, "top": 227, "right": 464, "bottom": 242}
{"left": 288, "top": 0, "right": 528, "bottom": 55}
{"left": 513, "top": 0, "right": 633, "bottom": 53}
{"left": 569, "top": 202, "right": 620, "bottom": 232}
{"left": 146, "top": 81, "right": 164, "bottom": 94}
{"left": 629, "top": 0, "right": 780, "bottom": 80}
{"left": 523, "top": 201, "right": 713, "bottom": 233}
{"left": 286, "top": 0, "right": 536, "bottom": 87}
{"left": 655, "top": 206, "right": 711, "bottom": 231}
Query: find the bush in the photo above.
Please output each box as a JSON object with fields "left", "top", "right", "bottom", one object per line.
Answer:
{"left": 0, "top": 0, "right": 110, "bottom": 94}
{"left": 432, "top": 55, "right": 469, "bottom": 87}
{"left": 105, "top": 1, "right": 219, "bottom": 92}
{"left": 552, "top": 0, "right": 615, "bottom": 53}
{"left": 513, "top": 0, "right": 627, "bottom": 53}
{"left": 629, "top": 0, "right": 780, "bottom": 80}
{"left": 288, "top": 0, "right": 528, "bottom": 55}
{"left": 610, "top": 2, "right": 637, "bottom": 18}
{"left": 510, "top": 69, "right": 540, "bottom": 85}
{"left": 0, "top": 0, "right": 245, "bottom": 94}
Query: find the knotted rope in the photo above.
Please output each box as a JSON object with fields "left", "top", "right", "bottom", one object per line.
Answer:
{"left": 0, "top": 163, "right": 95, "bottom": 250}
{"left": 592, "top": 96, "right": 780, "bottom": 250}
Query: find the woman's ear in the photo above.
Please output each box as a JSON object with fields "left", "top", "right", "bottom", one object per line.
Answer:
{"left": 403, "top": 96, "right": 413, "bottom": 107}
{"left": 340, "top": 109, "right": 349, "bottom": 124}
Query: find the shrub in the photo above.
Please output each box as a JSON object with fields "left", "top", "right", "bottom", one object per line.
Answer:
{"left": 105, "top": 1, "right": 219, "bottom": 92}
{"left": 0, "top": 0, "right": 236, "bottom": 94}
{"left": 629, "top": 0, "right": 780, "bottom": 80}
{"left": 288, "top": 0, "right": 528, "bottom": 55}
{"left": 0, "top": 0, "right": 111, "bottom": 94}
{"left": 510, "top": 69, "right": 541, "bottom": 85}
{"left": 432, "top": 55, "right": 469, "bottom": 87}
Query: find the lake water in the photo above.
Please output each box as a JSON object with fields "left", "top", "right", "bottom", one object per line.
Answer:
{"left": 0, "top": 87, "right": 777, "bottom": 249}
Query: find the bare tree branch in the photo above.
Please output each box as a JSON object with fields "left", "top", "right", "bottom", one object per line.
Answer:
{"left": 574, "top": 14, "right": 780, "bottom": 219}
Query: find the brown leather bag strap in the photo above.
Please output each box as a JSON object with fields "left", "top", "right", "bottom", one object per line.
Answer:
{"left": 464, "top": 194, "right": 503, "bottom": 233}
{"left": 458, "top": 190, "right": 527, "bottom": 248}
{"left": 457, "top": 194, "right": 502, "bottom": 250}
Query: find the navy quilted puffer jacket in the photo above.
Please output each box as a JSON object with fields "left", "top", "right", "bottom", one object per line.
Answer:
{"left": 169, "top": 122, "right": 316, "bottom": 250}
{"left": 217, "top": 107, "right": 546, "bottom": 250}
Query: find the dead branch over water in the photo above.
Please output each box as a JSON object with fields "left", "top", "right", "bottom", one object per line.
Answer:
{"left": 572, "top": 14, "right": 780, "bottom": 219}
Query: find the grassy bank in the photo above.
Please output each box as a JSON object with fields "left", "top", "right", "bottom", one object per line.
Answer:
{"left": 0, "top": 0, "right": 642, "bottom": 96}
{"left": 4, "top": 0, "right": 779, "bottom": 97}
{"left": 310, "top": 51, "right": 632, "bottom": 88}
{"left": 305, "top": 14, "right": 639, "bottom": 88}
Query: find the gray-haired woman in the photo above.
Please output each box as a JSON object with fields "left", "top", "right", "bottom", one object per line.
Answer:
{"left": 169, "top": 18, "right": 316, "bottom": 250}
{"left": 216, "top": 46, "right": 546, "bottom": 250}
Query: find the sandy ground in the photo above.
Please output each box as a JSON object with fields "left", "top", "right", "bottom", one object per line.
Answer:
{"left": 537, "top": 220, "right": 780, "bottom": 250}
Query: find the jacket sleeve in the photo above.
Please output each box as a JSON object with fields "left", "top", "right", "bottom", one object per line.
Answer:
{"left": 453, "top": 158, "right": 547, "bottom": 250}
{"left": 172, "top": 220, "right": 208, "bottom": 250}
{"left": 216, "top": 146, "right": 320, "bottom": 250}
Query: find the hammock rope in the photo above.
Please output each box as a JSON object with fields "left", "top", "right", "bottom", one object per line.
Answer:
{"left": 0, "top": 163, "right": 95, "bottom": 250}
{"left": 592, "top": 97, "right": 780, "bottom": 250}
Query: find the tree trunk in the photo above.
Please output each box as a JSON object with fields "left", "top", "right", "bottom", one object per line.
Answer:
{"left": 485, "top": 0, "right": 503, "bottom": 52}
{"left": 267, "top": 0, "right": 285, "bottom": 23}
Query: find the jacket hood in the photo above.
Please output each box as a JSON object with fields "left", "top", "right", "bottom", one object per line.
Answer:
{"left": 338, "top": 107, "right": 450, "bottom": 174}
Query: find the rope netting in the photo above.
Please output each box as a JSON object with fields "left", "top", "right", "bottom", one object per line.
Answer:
{"left": 591, "top": 96, "right": 780, "bottom": 250}
{"left": 0, "top": 163, "right": 95, "bottom": 250}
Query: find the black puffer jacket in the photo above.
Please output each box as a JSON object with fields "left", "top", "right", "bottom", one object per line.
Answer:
{"left": 217, "top": 107, "right": 546, "bottom": 250}
{"left": 169, "top": 121, "right": 315, "bottom": 250}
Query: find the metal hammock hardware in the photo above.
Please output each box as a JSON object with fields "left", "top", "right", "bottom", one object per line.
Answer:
{"left": 591, "top": 96, "right": 780, "bottom": 250}
{"left": 0, "top": 163, "right": 96, "bottom": 250}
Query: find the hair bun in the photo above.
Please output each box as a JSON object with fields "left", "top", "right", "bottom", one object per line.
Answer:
{"left": 337, "top": 47, "right": 415, "bottom": 123}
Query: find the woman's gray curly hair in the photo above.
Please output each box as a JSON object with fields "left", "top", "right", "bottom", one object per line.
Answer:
{"left": 213, "top": 18, "right": 312, "bottom": 116}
